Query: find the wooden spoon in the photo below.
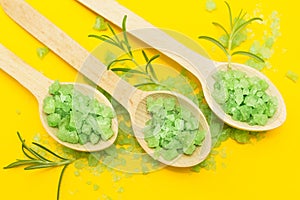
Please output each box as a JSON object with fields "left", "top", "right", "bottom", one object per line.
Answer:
{"left": 0, "top": 44, "right": 118, "bottom": 152}
{"left": 0, "top": 0, "right": 212, "bottom": 167}
{"left": 76, "top": 0, "right": 287, "bottom": 131}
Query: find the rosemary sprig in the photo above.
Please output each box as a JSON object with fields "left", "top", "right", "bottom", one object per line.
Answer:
{"left": 3, "top": 132, "right": 74, "bottom": 200}
{"left": 88, "top": 15, "right": 162, "bottom": 88}
{"left": 198, "top": 1, "right": 264, "bottom": 68}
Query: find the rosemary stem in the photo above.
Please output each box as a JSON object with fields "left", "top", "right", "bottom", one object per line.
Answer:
{"left": 55, "top": 159, "right": 74, "bottom": 167}
{"left": 131, "top": 58, "right": 144, "bottom": 71}
{"left": 57, "top": 164, "right": 69, "bottom": 200}
{"left": 227, "top": 34, "right": 233, "bottom": 69}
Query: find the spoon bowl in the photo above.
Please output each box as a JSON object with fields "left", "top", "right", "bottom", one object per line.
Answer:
{"left": 131, "top": 91, "right": 211, "bottom": 167}
{"left": 0, "top": 0, "right": 212, "bottom": 167}
{"left": 40, "top": 83, "right": 119, "bottom": 152}
{"left": 203, "top": 62, "right": 286, "bottom": 131}
{"left": 0, "top": 44, "right": 118, "bottom": 152}
{"left": 76, "top": 0, "right": 287, "bottom": 131}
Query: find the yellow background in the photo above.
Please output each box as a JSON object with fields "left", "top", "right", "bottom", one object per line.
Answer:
{"left": 0, "top": 0, "right": 299, "bottom": 199}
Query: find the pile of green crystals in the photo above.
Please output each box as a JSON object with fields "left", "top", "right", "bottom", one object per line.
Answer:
{"left": 43, "top": 81, "right": 115, "bottom": 144}
{"left": 144, "top": 97, "right": 206, "bottom": 161}
{"left": 212, "top": 70, "right": 278, "bottom": 125}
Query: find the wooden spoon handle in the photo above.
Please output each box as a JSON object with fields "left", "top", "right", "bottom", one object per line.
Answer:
{"left": 0, "top": 44, "right": 51, "bottom": 102}
{"left": 76, "top": 0, "right": 215, "bottom": 81}
{"left": 0, "top": 0, "right": 136, "bottom": 108}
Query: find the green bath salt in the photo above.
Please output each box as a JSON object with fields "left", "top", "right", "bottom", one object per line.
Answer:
{"left": 43, "top": 81, "right": 115, "bottom": 145}
{"left": 144, "top": 97, "right": 206, "bottom": 161}
{"left": 212, "top": 70, "right": 278, "bottom": 126}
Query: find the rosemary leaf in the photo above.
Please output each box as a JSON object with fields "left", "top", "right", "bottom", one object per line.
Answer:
{"left": 4, "top": 159, "right": 43, "bottom": 169}
{"left": 23, "top": 146, "right": 51, "bottom": 162}
{"left": 17, "top": 132, "right": 51, "bottom": 162}
{"left": 145, "top": 54, "right": 160, "bottom": 81}
{"left": 225, "top": 1, "right": 233, "bottom": 28}
{"left": 121, "top": 15, "right": 133, "bottom": 57}
{"left": 107, "top": 23, "right": 122, "bottom": 46}
{"left": 198, "top": 36, "right": 229, "bottom": 57}
{"left": 22, "top": 145, "right": 36, "bottom": 160}
{"left": 232, "top": 17, "right": 262, "bottom": 40}
{"left": 212, "top": 22, "right": 229, "bottom": 36}
{"left": 232, "top": 51, "right": 264, "bottom": 63}
{"left": 32, "top": 142, "right": 67, "bottom": 160}
{"left": 111, "top": 68, "right": 147, "bottom": 75}
{"left": 107, "top": 58, "right": 133, "bottom": 69}
{"left": 88, "top": 35, "right": 121, "bottom": 49}
{"left": 233, "top": 9, "right": 245, "bottom": 29}
{"left": 98, "top": 35, "right": 120, "bottom": 46}
{"left": 141, "top": 50, "right": 149, "bottom": 62}
{"left": 122, "top": 15, "right": 129, "bottom": 44}
{"left": 24, "top": 164, "right": 58, "bottom": 170}
{"left": 142, "top": 50, "right": 159, "bottom": 81}
{"left": 134, "top": 82, "right": 158, "bottom": 88}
